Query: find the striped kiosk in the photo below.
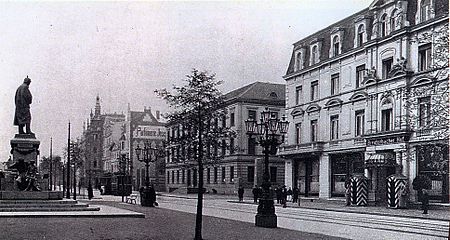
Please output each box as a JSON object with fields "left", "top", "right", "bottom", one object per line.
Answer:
{"left": 350, "top": 175, "right": 368, "bottom": 206}
{"left": 387, "top": 174, "right": 408, "bottom": 209}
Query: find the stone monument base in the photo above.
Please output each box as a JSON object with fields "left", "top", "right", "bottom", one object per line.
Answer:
{"left": 0, "top": 191, "right": 63, "bottom": 200}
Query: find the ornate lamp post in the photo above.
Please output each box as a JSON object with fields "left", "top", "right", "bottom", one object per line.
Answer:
{"left": 245, "top": 107, "right": 289, "bottom": 228}
{"left": 135, "top": 141, "right": 157, "bottom": 207}
{"left": 117, "top": 153, "right": 129, "bottom": 202}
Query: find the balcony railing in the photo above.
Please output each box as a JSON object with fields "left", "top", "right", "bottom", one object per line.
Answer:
{"left": 279, "top": 141, "right": 325, "bottom": 154}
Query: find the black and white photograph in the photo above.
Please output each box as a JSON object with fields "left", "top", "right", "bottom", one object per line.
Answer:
{"left": 0, "top": 0, "right": 448, "bottom": 239}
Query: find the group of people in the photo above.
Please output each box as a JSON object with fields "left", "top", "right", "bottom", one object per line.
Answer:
{"left": 275, "top": 186, "right": 299, "bottom": 207}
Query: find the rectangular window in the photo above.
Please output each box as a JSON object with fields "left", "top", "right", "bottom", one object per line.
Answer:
{"left": 221, "top": 139, "right": 226, "bottom": 156}
{"left": 247, "top": 166, "right": 255, "bottom": 183}
{"left": 311, "top": 81, "right": 319, "bottom": 101}
{"left": 167, "top": 171, "right": 170, "bottom": 184}
{"left": 230, "top": 166, "right": 234, "bottom": 182}
{"left": 187, "top": 169, "right": 191, "bottom": 186}
{"left": 295, "top": 86, "right": 302, "bottom": 105}
{"left": 331, "top": 74, "right": 339, "bottom": 95}
{"left": 206, "top": 168, "right": 211, "bottom": 184}
{"left": 381, "top": 109, "right": 393, "bottom": 131}
{"left": 356, "top": 64, "right": 366, "bottom": 88}
{"left": 230, "top": 113, "right": 235, "bottom": 127}
{"left": 221, "top": 167, "right": 226, "bottom": 182}
{"left": 177, "top": 170, "right": 180, "bottom": 184}
{"left": 295, "top": 123, "right": 302, "bottom": 144}
{"left": 171, "top": 171, "right": 175, "bottom": 184}
{"left": 418, "top": 44, "right": 432, "bottom": 72}
{"left": 182, "top": 169, "right": 185, "bottom": 184}
{"left": 382, "top": 58, "right": 393, "bottom": 79}
{"left": 248, "top": 137, "right": 256, "bottom": 155}
{"left": 214, "top": 167, "right": 218, "bottom": 183}
{"left": 270, "top": 167, "right": 277, "bottom": 183}
{"left": 355, "top": 110, "right": 365, "bottom": 137}
{"left": 222, "top": 116, "right": 226, "bottom": 128}
{"left": 330, "top": 115, "right": 339, "bottom": 140}
{"left": 311, "top": 120, "right": 318, "bottom": 142}
{"left": 418, "top": 97, "right": 431, "bottom": 127}
{"left": 248, "top": 110, "right": 257, "bottom": 120}
{"left": 229, "top": 138, "right": 235, "bottom": 154}
{"left": 193, "top": 169, "right": 197, "bottom": 187}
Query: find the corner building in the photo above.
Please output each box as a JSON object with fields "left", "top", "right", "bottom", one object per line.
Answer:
{"left": 280, "top": 0, "right": 448, "bottom": 203}
{"left": 165, "top": 82, "right": 286, "bottom": 194}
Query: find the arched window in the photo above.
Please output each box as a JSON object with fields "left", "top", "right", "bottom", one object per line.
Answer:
{"left": 390, "top": 9, "right": 397, "bottom": 31}
{"left": 311, "top": 45, "right": 318, "bottom": 65}
{"left": 332, "top": 36, "right": 340, "bottom": 56}
{"left": 381, "top": 98, "right": 393, "bottom": 131}
{"left": 381, "top": 14, "right": 388, "bottom": 37}
{"left": 420, "top": 0, "right": 431, "bottom": 22}
{"left": 357, "top": 24, "right": 364, "bottom": 47}
{"left": 296, "top": 52, "right": 302, "bottom": 71}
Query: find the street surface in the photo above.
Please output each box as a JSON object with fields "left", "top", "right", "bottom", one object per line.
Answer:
{"left": 156, "top": 195, "right": 449, "bottom": 240}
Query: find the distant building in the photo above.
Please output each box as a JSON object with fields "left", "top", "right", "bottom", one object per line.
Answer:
{"left": 126, "top": 106, "right": 166, "bottom": 191}
{"left": 280, "top": 0, "right": 449, "bottom": 203}
{"left": 165, "top": 82, "right": 286, "bottom": 194}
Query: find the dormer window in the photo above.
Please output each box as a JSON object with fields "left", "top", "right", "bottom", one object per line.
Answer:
{"left": 390, "top": 9, "right": 397, "bottom": 31}
{"left": 420, "top": 0, "right": 431, "bottom": 22}
{"left": 357, "top": 24, "right": 364, "bottom": 47}
{"left": 296, "top": 52, "right": 302, "bottom": 71}
{"left": 332, "top": 36, "right": 340, "bottom": 57}
{"left": 381, "top": 14, "right": 388, "bottom": 37}
{"left": 295, "top": 49, "right": 305, "bottom": 71}
{"left": 311, "top": 45, "right": 318, "bottom": 65}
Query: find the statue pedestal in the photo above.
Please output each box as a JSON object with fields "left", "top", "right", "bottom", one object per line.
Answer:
{"left": 10, "top": 134, "right": 40, "bottom": 165}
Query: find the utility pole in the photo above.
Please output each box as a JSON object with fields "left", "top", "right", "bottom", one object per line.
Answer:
{"left": 49, "top": 137, "right": 53, "bottom": 191}
{"left": 66, "top": 121, "right": 71, "bottom": 199}
{"left": 73, "top": 142, "right": 77, "bottom": 200}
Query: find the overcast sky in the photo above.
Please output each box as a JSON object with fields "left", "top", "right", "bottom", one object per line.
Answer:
{"left": 0, "top": 0, "right": 373, "bottom": 161}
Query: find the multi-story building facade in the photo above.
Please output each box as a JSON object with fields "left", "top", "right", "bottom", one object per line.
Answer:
{"left": 126, "top": 106, "right": 166, "bottom": 191}
{"left": 83, "top": 96, "right": 105, "bottom": 188}
{"left": 280, "top": 0, "right": 448, "bottom": 203}
{"left": 165, "top": 82, "right": 286, "bottom": 194}
{"left": 102, "top": 113, "right": 126, "bottom": 174}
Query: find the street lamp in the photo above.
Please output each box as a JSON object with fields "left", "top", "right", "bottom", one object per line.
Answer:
{"left": 245, "top": 107, "right": 289, "bottom": 228}
{"left": 135, "top": 141, "right": 157, "bottom": 207}
{"left": 117, "top": 153, "right": 129, "bottom": 202}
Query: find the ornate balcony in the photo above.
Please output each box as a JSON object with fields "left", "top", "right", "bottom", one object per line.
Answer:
{"left": 279, "top": 141, "right": 325, "bottom": 155}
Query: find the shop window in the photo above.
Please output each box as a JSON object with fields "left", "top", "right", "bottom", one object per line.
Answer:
{"left": 171, "top": 171, "right": 175, "bottom": 184}
{"left": 207, "top": 168, "right": 211, "bottom": 184}
{"left": 193, "top": 169, "right": 197, "bottom": 187}
{"left": 221, "top": 167, "right": 226, "bottom": 182}
{"left": 177, "top": 170, "right": 180, "bottom": 184}
{"left": 182, "top": 169, "right": 185, "bottom": 184}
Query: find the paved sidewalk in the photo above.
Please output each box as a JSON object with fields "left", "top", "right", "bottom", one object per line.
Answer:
{"left": 157, "top": 192, "right": 449, "bottom": 221}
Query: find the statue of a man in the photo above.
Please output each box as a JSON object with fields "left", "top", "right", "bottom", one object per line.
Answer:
{"left": 14, "top": 76, "right": 33, "bottom": 135}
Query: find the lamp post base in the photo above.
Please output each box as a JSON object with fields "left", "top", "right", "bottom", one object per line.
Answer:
{"left": 255, "top": 213, "right": 277, "bottom": 228}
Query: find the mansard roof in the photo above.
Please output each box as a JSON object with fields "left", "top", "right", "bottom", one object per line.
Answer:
{"left": 285, "top": 0, "right": 448, "bottom": 77}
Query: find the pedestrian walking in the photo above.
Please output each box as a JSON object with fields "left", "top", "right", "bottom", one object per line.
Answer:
{"left": 238, "top": 186, "right": 244, "bottom": 202}
{"left": 287, "top": 187, "right": 293, "bottom": 202}
{"left": 292, "top": 187, "right": 299, "bottom": 203}
{"left": 421, "top": 189, "right": 429, "bottom": 214}
{"left": 252, "top": 185, "right": 259, "bottom": 203}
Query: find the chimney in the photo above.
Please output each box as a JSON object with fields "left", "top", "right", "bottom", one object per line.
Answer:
{"left": 156, "top": 110, "right": 160, "bottom": 120}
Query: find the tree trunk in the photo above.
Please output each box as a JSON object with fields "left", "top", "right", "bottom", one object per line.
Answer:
{"left": 195, "top": 113, "right": 204, "bottom": 240}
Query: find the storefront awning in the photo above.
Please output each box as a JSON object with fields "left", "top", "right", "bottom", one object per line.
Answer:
{"left": 364, "top": 153, "right": 396, "bottom": 168}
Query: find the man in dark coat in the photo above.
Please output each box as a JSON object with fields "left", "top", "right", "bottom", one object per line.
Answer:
{"left": 238, "top": 186, "right": 244, "bottom": 202}
{"left": 14, "top": 76, "right": 33, "bottom": 134}
{"left": 252, "top": 185, "right": 259, "bottom": 203}
{"left": 292, "top": 187, "right": 299, "bottom": 203}
{"left": 421, "top": 189, "right": 429, "bottom": 214}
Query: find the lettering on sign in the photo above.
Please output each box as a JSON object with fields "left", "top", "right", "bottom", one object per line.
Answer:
{"left": 133, "top": 125, "right": 166, "bottom": 139}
